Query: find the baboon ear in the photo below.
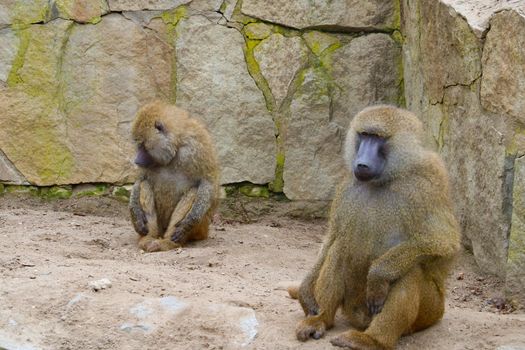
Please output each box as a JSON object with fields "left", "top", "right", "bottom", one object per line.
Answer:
{"left": 154, "top": 121, "right": 166, "bottom": 133}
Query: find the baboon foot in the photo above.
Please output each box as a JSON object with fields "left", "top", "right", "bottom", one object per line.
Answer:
{"left": 295, "top": 317, "right": 326, "bottom": 342}
{"left": 330, "top": 330, "right": 389, "bottom": 350}
{"left": 139, "top": 238, "right": 181, "bottom": 252}
{"left": 140, "top": 239, "right": 162, "bottom": 252}
{"left": 287, "top": 285, "right": 299, "bottom": 299}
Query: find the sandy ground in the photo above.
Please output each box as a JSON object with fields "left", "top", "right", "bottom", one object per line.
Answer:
{"left": 0, "top": 194, "right": 524, "bottom": 350}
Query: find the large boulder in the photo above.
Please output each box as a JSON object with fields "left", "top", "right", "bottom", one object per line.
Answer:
{"left": 402, "top": 0, "right": 525, "bottom": 277}
{"left": 53, "top": 0, "right": 109, "bottom": 23}
{"left": 331, "top": 34, "right": 401, "bottom": 126}
{"left": 507, "top": 156, "right": 525, "bottom": 306}
{"left": 107, "top": 0, "right": 191, "bottom": 11}
{"left": 0, "top": 15, "right": 173, "bottom": 185}
{"left": 253, "top": 33, "right": 309, "bottom": 109}
{"left": 283, "top": 33, "right": 401, "bottom": 200}
{"left": 174, "top": 14, "right": 276, "bottom": 185}
{"left": 481, "top": 10, "right": 525, "bottom": 124}
{"left": 0, "top": 0, "right": 50, "bottom": 26}
{"left": 241, "top": 0, "right": 398, "bottom": 31}
{"left": 284, "top": 67, "right": 342, "bottom": 200}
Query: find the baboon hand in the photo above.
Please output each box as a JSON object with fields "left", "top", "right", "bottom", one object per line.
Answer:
{"left": 131, "top": 208, "right": 148, "bottom": 236}
{"left": 366, "top": 279, "right": 389, "bottom": 315}
{"left": 136, "top": 211, "right": 148, "bottom": 235}
{"left": 171, "top": 224, "right": 188, "bottom": 243}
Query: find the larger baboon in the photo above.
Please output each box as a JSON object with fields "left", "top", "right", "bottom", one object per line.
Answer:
{"left": 129, "top": 100, "right": 219, "bottom": 252}
{"left": 290, "top": 105, "right": 460, "bottom": 349}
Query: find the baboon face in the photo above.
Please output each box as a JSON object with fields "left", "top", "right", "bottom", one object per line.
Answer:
{"left": 353, "top": 132, "right": 387, "bottom": 181}
{"left": 132, "top": 104, "right": 177, "bottom": 168}
{"left": 345, "top": 105, "right": 425, "bottom": 184}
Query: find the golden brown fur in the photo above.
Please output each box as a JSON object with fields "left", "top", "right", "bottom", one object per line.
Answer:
{"left": 129, "top": 100, "right": 220, "bottom": 252}
{"left": 291, "top": 105, "right": 460, "bottom": 349}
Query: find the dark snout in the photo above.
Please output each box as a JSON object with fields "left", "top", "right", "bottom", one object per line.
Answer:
{"left": 353, "top": 134, "right": 386, "bottom": 182}
{"left": 135, "top": 144, "right": 155, "bottom": 168}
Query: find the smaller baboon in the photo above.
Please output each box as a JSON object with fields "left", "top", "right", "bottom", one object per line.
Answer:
{"left": 129, "top": 101, "right": 220, "bottom": 252}
{"left": 290, "top": 105, "right": 460, "bottom": 349}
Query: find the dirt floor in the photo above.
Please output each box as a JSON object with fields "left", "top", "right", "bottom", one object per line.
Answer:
{"left": 0, "top": 194, "right": 524, "bottom": 350}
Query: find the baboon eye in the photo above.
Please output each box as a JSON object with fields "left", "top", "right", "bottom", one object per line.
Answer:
{"left": 379, "top": 145, "right": 388, "bottom": 158}
{"left": 154, "top": 121, "right": 165, "bottom": 133}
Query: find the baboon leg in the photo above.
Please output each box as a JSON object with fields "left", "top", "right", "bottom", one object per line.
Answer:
{"left": 164, "top": 187, "right": 198, "bottom": 237}
{"left": 296, "top": 251, "right": 344, "bottom": 341}
{"left": 136, "top": 181, "right": 162, "bottom": 252}
{"left": 342, "top": 287, "right": 371, "bottom": 331}
{"left": 138, "top": 181, "right": 160, "bottom": 238}
{"left": 140, "top": 187, "right": 200, "bottom": 252}
{"left": 331, "top": 267, "right": 443, "bottom": 350}
{"left": 188, "top": 217, "right": 210, "bottom": 241}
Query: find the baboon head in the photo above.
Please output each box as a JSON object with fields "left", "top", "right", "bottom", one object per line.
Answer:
{"left": 344, "top": 105, "right": 425, "bottom": 184}
{"left": 131, "top": 101, "right": 189, "bottom": 168}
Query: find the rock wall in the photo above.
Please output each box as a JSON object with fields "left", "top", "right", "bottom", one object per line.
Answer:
{"left": 0, "top": 0, "right": 402, "bottom": 198}
{"left": 402, "top": 0, "right": 525, "bottom": 303}
{"left": 0, "top": 0, "right": 524, "bottom": 303}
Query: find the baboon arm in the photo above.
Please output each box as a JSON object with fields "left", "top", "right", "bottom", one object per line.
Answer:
{"left": 129, "top": 181, "right": 148, "bottom": 235}
{"left": 368, "top": 227, "right": 459, "bottom": 285}
{"left": 170, "top": 179, "right": 214, "bottom": 243}
{"left": 298, "top": 232, "right": 337, "bottom": 315}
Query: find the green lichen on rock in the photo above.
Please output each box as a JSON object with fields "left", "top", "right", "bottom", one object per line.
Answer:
{"left": 239, "top": 184, "right": 270, "bottom": 198}
{"left": 53, "top": 0, "right": 108, "bottom": 24}
{"left": 162, "top": 5, "right": 187, "bottom": 103}
{"left": 6, "top": 185, "right": 39, "bottom": 195}
{"left": 11, "top": 0, "right": 51, "bottom": 27}
{"left": 506, "top": 156, "right": 525, "bottom": 304}
{"left": 269, "top": 152, "right": 285, "bottom": 192}
{"left": 303, "top": 31, "right": 339, "bottom": 56}
{"left": 223, "top": 185, "right": 238, "bottom": 197}
{"left": 112, "top": 185, "right": 132, "bottom": 202}
{"left": 6, "top": 27, "right": 31, "bottom": 87}
{"left": 39, "top": 185, "right": 73, "bottom": 199}
{"left": 2, "top": 20, "right": 76, "bottom": 185}
{"left": 73, "top": 184, "right": 108, "bottom": 197}
{"left": 506, "top": 128, "right": 525, "bottom": 157}
{"left": 244, "top": 22, "right": 272, "bottom": 40}
{"left": 0, "top": 184, "right": 4, "bottom": 194}
{"left": 241, "top": 36, "right": 276, "bottom": 112}
{"left": 390, "top": 0, "right": 402, "bottom": 31}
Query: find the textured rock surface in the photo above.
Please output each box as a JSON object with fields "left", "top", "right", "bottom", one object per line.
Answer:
{"left": 120, "top": 297, "right": 258, "bottom": 347}
{"left": 108, "top": 0, "right": 191, "bottom": 11}
{"left": 331, "top": 34, "right": 401, "bottom": 126}
{"left": 54, "top": 0, "right": 109, "bottom": 23}
{"left": 241, "top": 0, "right": 398, "bottom": 31}
{"left": 439, "top": 86, "right": 510, "bottom": 277}
{"left": 0, "top": 20, "right": 76, "bottom": 186}
{"left": 0, "top": 149, "right": 27, "bottom": 184}
{"left": 507, "top": 156, "right": 525, "bottom": 305}
{"left": 402, "top": 0, "right": 514, "bottom": 278}
{"left": 481, "top": 10, "right": 525, "bottom": 124}
{"left": 302, "top": 31, "right": 339, "bottom": 56}
{"left": 283, "top": 34, "right": 401, "bottom": 200}
{"left": 441, "top": 0, "right": 525, "bottom": 36}
{"left": 175, "top": 14, "right": 276, "bottom": 184}
{"left": 419, "top": 0, "right": 482, "bottom": 104}
{"left": 244, "top": 22, "right": 272, "bottom": 40}
{"left": 0, "top": 15, "right": 171, "bottom": 185}
{"left": 0, "top": 0, "right": 49, "bottom": 26}
{"left": 254, "top": 34, "right": 309, "bottom": 108}
{"left": 61, "top": 14, "right": 172, "bottom": 184}
{"left": 284, "top": 68, "right": 344, "bottom": 200}
{"left": 0, "top": 28, "right": 18, "bottom": 82}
